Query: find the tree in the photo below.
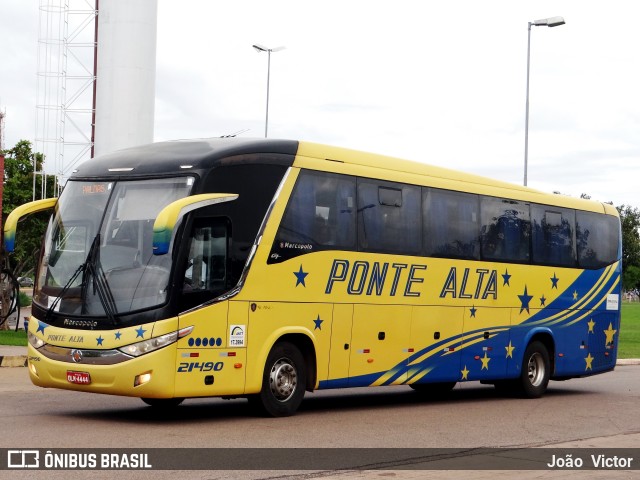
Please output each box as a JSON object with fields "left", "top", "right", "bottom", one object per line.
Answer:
{"left": 623, "top": 265, "right": 640, "bottom": 294}
{"left": 617, "top": 205, "right": 640, "bottom": 290}
{"left": 2, "top": 140, "right": 57, "bottom": 278}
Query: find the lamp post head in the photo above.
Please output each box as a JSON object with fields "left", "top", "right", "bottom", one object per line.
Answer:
{"left": 253, "top": 44, "right": 286, "bottom": 53}
{"left": 531, "top": 16, "right": 565, "bottom": 28}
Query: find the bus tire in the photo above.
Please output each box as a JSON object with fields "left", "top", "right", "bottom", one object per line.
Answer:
{"left": 516, "top": 341, "right": 550, "bottom": 398}
{"left": 250, "top": 342, "right": 306, "bottom": 417}
{"left": 141, "top": 397, "right": 184, "bottom": 408}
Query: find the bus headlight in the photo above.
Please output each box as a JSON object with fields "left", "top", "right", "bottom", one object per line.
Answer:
{"left": 118, "top": 332, "right": 178, "bottom": 357}
{"left": 118, "top": 326, "right": 194, "bottom": 357}
{"left": 28, "top": 331, "right": 46, "bottom": 349}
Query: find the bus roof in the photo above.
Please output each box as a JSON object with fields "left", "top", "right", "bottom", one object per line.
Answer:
{"left": 295, "top": 140, "right": 618, "bottom": 216}
{"left": 71, "top": 138, "right": 299, "bottom": 179}
{"left": 71, "top": 137, "right": 616, "bottom": 217}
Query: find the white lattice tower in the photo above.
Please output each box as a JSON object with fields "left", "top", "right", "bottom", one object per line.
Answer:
{"left": 36, "top": 0, "right": 97, "bottom": 198}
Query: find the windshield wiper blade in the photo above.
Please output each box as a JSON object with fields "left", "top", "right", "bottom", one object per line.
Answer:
{"left": 81, "top": 233, "right": 119, "bottom": 326}
{"left": 46, "top": 233, "right": 102, "bottom": 324}
{"left": 44, "top": 263, "right": 84, "bottom": 324}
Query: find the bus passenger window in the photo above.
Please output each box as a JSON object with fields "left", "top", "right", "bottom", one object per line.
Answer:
{"left": 270, "top": 171, "right": 356, "bottom": 263}
{"left": 531, "top": 206, "right": 576, "bottom": 267}
{"left": 576, "top": 211, "right": 620, "bottom": 269}
{"left": 424, "top": 188, "right": 479, "bottom": 259}
{"left": 357, "top": 180, "right": 421, "bottom": 255}
{"left": 480, "top": 197, "right": 531, "bottom": 263}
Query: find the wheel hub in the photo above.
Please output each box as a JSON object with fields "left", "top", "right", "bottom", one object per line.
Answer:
{"left": 527, "top": 352, "right": 545, "bottom": 387}
{"left": 269, "top": 358, "right": 297, "bottom": 402}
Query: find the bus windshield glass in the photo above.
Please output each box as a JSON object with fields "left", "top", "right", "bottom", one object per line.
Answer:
{"left": 34, "top": 177, "right": 194, "bottom": 317}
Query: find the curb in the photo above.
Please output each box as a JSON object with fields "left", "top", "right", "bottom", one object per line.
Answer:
{"left": 0, "top": 355, "right": 28, "bottom": 368}
{"left": 615, "top": 359, "right": 640, "bottom": 366}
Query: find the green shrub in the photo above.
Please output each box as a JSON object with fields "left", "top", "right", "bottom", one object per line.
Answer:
{"left": 19, "top": 292, "right": 32, "bottom": 307}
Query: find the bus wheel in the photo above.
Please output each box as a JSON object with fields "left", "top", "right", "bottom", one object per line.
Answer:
{"left": 410, "top": 382, "right": 456, "bottom": 396}
{"left": 250, "top": 342, "right": 306, "bottom": 417}
{"left": 141, "top": 397, "right": 184, "bottom": 408}
{"left": 516, "top": 341, "right": 550, "bottom": 398}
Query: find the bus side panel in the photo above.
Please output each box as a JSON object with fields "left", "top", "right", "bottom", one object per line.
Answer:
{"left": 244, "top": 302, "right": 332, "bottom": 394}
{"left": 547, "top": 308, "right": 589, "bottom": 377}
{"left": 407, "top": 306, "right": 463, "bottom": 384}
{"left": 588, "top": 311, "right": 619, "bottom": 371}
{"left": 459, "top": 306, "right": 512, "bottom": 382}
{"left": 326, "top": 303, "right": 353, "bottom": 388}
{"left": 175, "top": 302, "right": 248, "bottom": 397}
{"left": 552, "top": 310, "right": 618, "bottom": 377}
{"left": 348, "top": 304, "right": 411, "bottom": 387}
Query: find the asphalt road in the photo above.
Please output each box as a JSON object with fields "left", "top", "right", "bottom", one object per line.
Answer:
{"left": 1, "top": 366, "right": 639, "bottom": 480}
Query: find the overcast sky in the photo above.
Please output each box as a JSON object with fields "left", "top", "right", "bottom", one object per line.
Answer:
{"left": 2, "top": 0, "right": 639, "bottom": 207}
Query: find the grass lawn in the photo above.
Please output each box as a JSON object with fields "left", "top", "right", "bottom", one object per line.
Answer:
{"left": 0, "top": 329, "right": 27, "bottom": 346}
{"left": 0, "top": 305, "right": 638, "bottom": 357}
{"left": 620, "top": 302, "right": 640, "bottom": 359}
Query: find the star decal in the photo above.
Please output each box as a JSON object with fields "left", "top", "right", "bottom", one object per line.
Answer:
{"left": 135, "top": 326, "right": 147, "bottom": 339}
{"left": 96, "top": 335, "right": 104, "bottom": 346}
{"left": 480, "top": 352, "right": 491, "bottom": 370}
{"left": 518, "top": 286, "right": 533, "bottom": 314}
{"left": 115, "top": 331, "right": 122, "bottom": 340}
{"left": 502, "top": 270, "right": 511, "bottom": 286}
{"left": 461, "top": 365, "right": 470, "bottom": 380}
{"left": 293, "top": 265, "right": 309, "bottom": 287}
{"left": 587, "top": 318, "right": 595, "bottom": 333}
{"left": 36, "top": 321, "right": 48, "bottom": 335}
{"left": 505, "top": 341, "right": 515, "bottom": 358}
{"left": 313, "top": 315, "right": 324, "bottom": 331}
{"left": 539, "top": 295, "right": 546, "bottom": 307}
{"left": 469, "top": 306, "right": 477, "bottom": 318}
{"left": 573, "top": 290, "right": 579, "bottom": 301}
{"left": 584, "top": 353, "right": 594, "bottom": 370}
{"left": 550, "top": 273, "right": 559, "bottom": 289}
{"left": 604, "top": 323, "right": 617, "bottom": 345}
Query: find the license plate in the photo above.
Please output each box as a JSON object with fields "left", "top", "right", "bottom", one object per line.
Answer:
{"left": 67, "top": 371, "right": 91, "bottom": 385}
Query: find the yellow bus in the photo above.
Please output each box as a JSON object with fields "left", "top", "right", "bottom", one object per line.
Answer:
{"left": 6, "top": 139, "right": 622, "bottom": 416}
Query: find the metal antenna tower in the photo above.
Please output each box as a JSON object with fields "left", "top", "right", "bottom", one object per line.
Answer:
{"left": 35, "top": 0, "right": 97, "bottom": 198}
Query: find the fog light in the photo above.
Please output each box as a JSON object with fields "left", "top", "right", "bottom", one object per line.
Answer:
{"left": 134, "top": 371, "right": 152, "bottom": 387}
{"left": 29, "top": 362, "right": 38, "bottom": 377}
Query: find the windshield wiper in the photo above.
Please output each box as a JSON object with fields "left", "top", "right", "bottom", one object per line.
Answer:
{"left": 44, "top": 263, "right": 84, "bottom": 324}
{"left": 81, "top": 233, "right": 118, "bottom": 326}
{"left": 45, "top": 234, "right": 118, "bottom": 327}
{"left": 44, "top": 233, "right": 101, "bottom": 324}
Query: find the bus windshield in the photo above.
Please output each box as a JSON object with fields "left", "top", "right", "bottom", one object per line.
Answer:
{"left": 34, "top": 177, "right": 194, "bottom": 317}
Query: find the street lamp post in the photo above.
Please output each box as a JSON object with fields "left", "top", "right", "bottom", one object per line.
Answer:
{"left": 253, "top": 44, "right": 285, "bottom": 138}
{"left": 524, "top": 16, "right": 565, "bottom": 186}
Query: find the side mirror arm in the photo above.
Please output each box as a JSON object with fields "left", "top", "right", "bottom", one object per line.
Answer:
{"left": 152, "top": 193, "right": 238, "bottom": 255}
{"left": 4, "top": 198, "right": 58, "bottom": 252}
